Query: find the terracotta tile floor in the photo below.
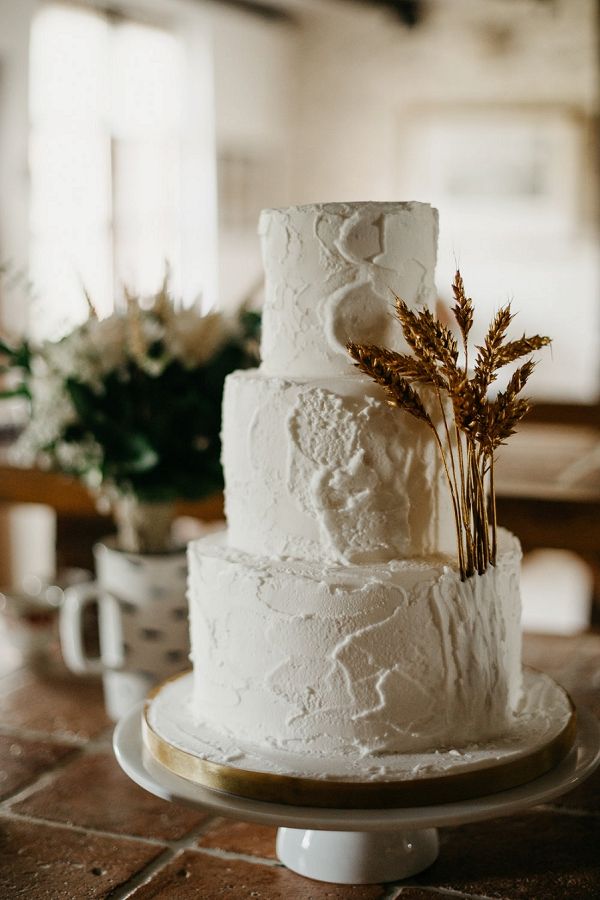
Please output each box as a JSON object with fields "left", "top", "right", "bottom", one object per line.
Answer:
{"left": 0, "top": 632, "right": 598, "bottom": 899}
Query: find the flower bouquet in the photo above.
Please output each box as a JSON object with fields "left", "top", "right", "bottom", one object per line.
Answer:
{"left": 1, "top": 279, "right": 260, "bottom": 553}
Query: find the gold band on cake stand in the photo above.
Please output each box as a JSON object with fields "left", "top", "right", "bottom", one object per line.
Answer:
{"left": 142, "top": 670, "right": 577, "bottom": 810}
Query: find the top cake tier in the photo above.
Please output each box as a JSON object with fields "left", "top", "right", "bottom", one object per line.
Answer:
{"left": 259, "top": 201, "right": 438, "bottom": 377}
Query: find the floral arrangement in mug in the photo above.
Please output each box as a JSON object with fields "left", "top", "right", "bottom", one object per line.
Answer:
{"left": 0, "top": 276, "right": 260, "bottom": 552}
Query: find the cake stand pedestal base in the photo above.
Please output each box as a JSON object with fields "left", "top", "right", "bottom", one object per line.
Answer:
{"left": 113, "top": 707, "right": 600, "bottom": 886}
{"left": 276, "top": 826, "right": 439, "bottom": 884}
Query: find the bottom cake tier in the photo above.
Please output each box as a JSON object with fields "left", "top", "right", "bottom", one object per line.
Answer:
{"left": 187, "top": 529, "right": 523, "bottom": 757}
{"left": 142, "top": 669, "right": 575, "bottom": 808}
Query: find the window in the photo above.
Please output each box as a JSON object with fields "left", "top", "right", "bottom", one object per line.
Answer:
{"left": 29, "top": 2, "right": 215, "bottom": 339}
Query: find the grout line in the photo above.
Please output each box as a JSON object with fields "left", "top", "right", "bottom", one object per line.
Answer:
{"left": 0, "top": 726, "right": 123, "bottom": 809}
{"left": 86, "top": 820, "right": 284, "bottom": 897}
{"left": 0, "top": 807, "right": 282, "bottom": 871}
{"left": 0, "top": 808, "right": 193, "bottom": 851}
{"left": 164, "top": 816, "right": 221, "bottom": 853}
{"left": 187, "top": 844, "right": 281, "bottom": 868}
{"left": 0, "top": 746, "right": 85, "bottom": 809}
{"left": 399, "top": 887, "right": 505, "bottom": 900}
{"left": 106, "top": 847, "right": 176, "bottom": 900}
{"left": 189, "top": 815, "right": 221, "bottom": 839}
{"left": 106, "top": 817, "right": 226, "bottom": 899}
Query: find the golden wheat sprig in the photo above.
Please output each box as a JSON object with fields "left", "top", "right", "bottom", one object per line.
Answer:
{"left": 349, "top": 337, "right": 468, "bottom": 576}
{"left": 451, "top": 378, "right": 480, "bottom": 433}
{"left": 348, "top": 269, "right": 550, "bottom": 582}
{"left": 394, "top": 295, "right": 458, "bottom": 375}
{"left": 347, "top": 342, "right": 433, "bottom": 424}
{"left": 505, "top": 359, "right": 536, "bottom": 398}
{"left": 416, "top": 307, "right": 459, "bottom": 370}
{"left": 386, "top": 377, "right": 434, "bottom": 425}
{"left": 481, "top": 395, "right": 531, "bottom": 453}
{"left": 393, "top": 297, "right": 456, "bottom": 391}
{"left": 348, "top": 344, "right": 431, "bottom": 382}
{"left": 474, "top": 304, "right": 514, "bottom": 388}
{"left": 394, "top": 297, "right": 435, "bottom": 360}
{"left": 451, "top": 270, "right": 473, "bottom": 347}
{"left": 496, "top": 334, "right": 551, "bottom": 367}
{"left": 479, "top": 361, "right": 535, "bottom": 450}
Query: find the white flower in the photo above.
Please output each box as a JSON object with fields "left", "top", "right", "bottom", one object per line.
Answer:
{"left": 26, "top": 368, "right": 75, "bottom": 444}
{"left": 171, "top": 310, "right": 229, "bottom": 368}
{"left": 136, "top": 315, "right": 171, "bottom": 376}
{"left": 87, "top": 315, "right": 128, "bottom": 375}
{"left": 42, "top": 325, "right": 101, "bottom": 388}
{"left": 54, "top": 436, "right": 102, "bottom": 475}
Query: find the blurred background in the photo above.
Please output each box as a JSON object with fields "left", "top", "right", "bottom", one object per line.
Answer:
{"left": 0, "top": 0, "right": 598, "bottom": 644}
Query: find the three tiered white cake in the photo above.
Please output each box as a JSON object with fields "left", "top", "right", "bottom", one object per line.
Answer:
{"left": 186, "top": 202, "right": 524, "bottom": 759}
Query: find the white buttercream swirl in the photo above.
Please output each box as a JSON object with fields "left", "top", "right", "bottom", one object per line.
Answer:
{"left": 259, "top": 202, "right": 438, "bottom": 378}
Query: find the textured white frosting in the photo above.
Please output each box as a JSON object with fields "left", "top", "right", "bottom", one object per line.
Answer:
{"left": 223, "top": 369, "right": 454, "bottom": 564}
{"left": 259, "top": 202, "right": 438, "bottom": 378}
{"left": 187, "top": 200, "right": 527, "bottom": 761}
{"left": 188, "top": 530, "right": 523, "bottom": 757}
{"left": 149, "top": 669, "right": 571, "bottom": 781}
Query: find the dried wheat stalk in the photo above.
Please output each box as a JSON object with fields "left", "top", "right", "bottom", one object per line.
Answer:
{"left": 347, "top": 270, "right": 551, "bottom": 581}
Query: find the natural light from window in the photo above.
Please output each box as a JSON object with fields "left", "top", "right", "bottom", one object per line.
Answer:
{"left": 29, "top": 3, "right": 209, "bottom": 339}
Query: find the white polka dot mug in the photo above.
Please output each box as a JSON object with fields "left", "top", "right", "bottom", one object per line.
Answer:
{"left": 59, "top": 540, "right": 189, "bottom": 720}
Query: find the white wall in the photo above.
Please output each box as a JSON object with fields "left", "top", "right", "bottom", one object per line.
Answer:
{"left": 289, "top": 0, "right": 600, "bottom": 401}
{"left": 292, "top": 0, "right": 598, "bottom": 198}
{"left": 210, "top": 7, "right": 296, "bottom": 310}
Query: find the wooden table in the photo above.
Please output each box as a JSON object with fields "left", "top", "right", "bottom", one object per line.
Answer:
{"left": 494, "top": 422, "right": 600, "bottom": 621}
{"left": 0, "top": 464, "right": 224, "bottom": 581}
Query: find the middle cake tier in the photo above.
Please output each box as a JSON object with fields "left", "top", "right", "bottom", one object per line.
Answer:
{"left": 223, "top": 369, "right": 455, "bottom": 564}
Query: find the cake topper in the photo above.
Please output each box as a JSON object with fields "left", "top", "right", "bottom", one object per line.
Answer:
{"left": 348, "top": 270, "right": 551, "bottom": 581}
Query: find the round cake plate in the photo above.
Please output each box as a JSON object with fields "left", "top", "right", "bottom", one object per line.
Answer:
{"left": 114, "top": 705, "right": 600, "bottom": 885}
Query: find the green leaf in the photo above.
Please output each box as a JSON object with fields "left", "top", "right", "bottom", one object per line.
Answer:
{"left": 66, "top": 379, "right": 98, "bottom": 421}
{"left": 0, "top": 386, "right": 30, "bottom": 400}
{"left": 116, "top": 433, "right": 160, "bottom": 473}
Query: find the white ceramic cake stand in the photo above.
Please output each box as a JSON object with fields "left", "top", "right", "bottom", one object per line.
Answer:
{"left": 114, "top": 705, "right": 600, "bottom": 885}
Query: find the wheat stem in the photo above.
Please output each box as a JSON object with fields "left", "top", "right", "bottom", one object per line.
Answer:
{"left": 489, "top": 454, "right": 497, "bottom": 565}
{"left": 434, "top": 385, "right": 463, "bottom": 539}
{"left": 431, "top": 424, "right": 466, "bottom": 579}
{"left": 454, "top": 422, "right": 473, "bottom": 565}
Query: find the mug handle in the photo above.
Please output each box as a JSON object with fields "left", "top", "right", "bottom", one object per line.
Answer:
{"left": 59, "top": 581, "right": 105, "bottom": 675}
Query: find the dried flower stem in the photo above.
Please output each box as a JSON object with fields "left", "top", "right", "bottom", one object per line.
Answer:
{"left": 489, "top": 455, "right": 498, "bottom": 563}
{"left": 431, "top": 420, "right": 466, "bottom": 577}
{"left": 348, "top": 270, "right": 551, "bottom": 581}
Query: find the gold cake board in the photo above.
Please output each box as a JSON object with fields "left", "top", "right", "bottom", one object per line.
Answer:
{"left": 142, "top": 670, "right": 576, "bottom": 809}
